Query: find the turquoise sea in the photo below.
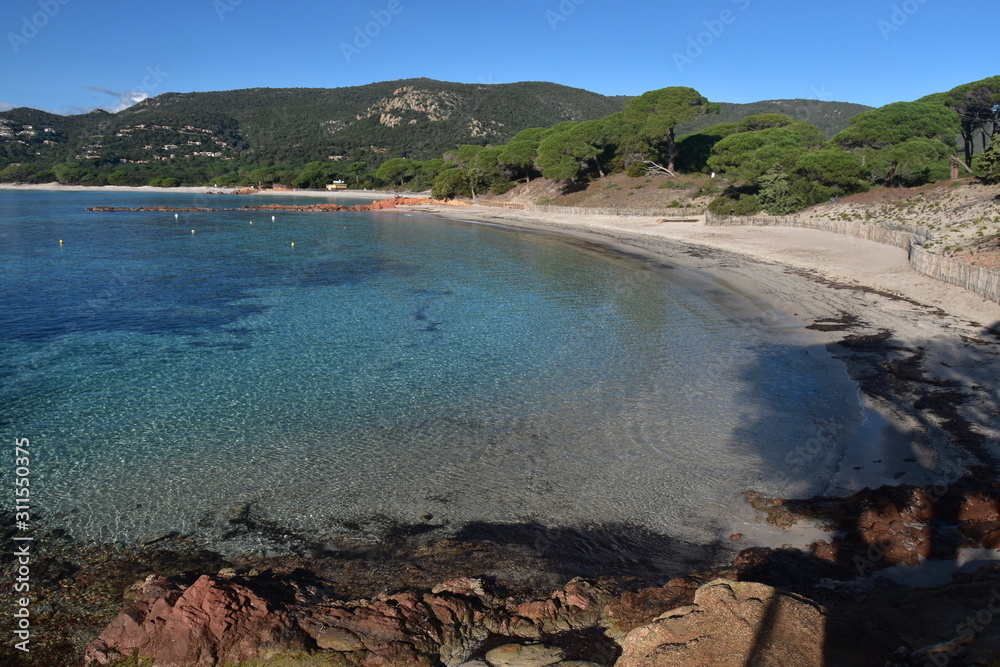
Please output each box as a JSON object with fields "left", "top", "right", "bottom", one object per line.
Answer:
{"left": 1, "top": 190, "right": 862, "bottom": 559}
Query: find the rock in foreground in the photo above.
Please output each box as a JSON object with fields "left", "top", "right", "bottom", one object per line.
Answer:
{"left": 616, "top": 579, "right": 826, "bottom": 667}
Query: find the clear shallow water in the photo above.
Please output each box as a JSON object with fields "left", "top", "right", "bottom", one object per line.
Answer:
{"left": 1, "top": 190, "right": 862, "bottom": 555}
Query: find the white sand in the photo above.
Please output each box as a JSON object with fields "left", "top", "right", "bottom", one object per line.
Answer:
{"left": 419, "top": 205, "right": 1000, "bottom": 325}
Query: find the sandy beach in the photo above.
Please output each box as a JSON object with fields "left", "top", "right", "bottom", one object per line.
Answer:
{"left": 0, "top": 182, "right": 402, "bottom": 199}
{"left": 409, "top": 203, "right": 1000, "bottom": 516}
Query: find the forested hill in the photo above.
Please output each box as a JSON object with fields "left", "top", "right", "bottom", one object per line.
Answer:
{"left": 677, "top": 99, "right": 873, "bottom": 138}
{"left": 0, "top": 79, "right": 629, "bottom": 167}
{"left": 0, "top": 80, "right": 873, "bottom": 173}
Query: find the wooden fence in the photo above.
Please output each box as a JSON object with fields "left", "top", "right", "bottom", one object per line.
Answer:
{"left": 704, "top": 211, "right": 926, "bottom": 249}
{"left": 908, "top": 242, "right": 1000, "bottom": 304}
{"left": 477, "top": 202, "right": 1000, "bottom": 303}
{"left": 475, "top": 199, "right": 703, "bottom": 217}
{"left": 523, "top": 203, "right": 705, "bottom": 218}
{"left": 478, "top": 201, "right": 526, "bottom": 210}
{"left": 705, "top": 211, "right": 1000, "bottom": 304}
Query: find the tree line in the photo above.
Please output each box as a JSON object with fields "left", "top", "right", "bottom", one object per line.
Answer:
{"left": 416, "top": 76, "right": 999, "bottom": 215}
{"left": 2, "top": 77, "right": 997, "bottom": 208}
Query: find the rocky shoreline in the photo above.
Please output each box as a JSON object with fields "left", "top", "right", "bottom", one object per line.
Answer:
{"left": 9, "top": 494, "right": 1000, "bottom": 666}
{"left": 7, "top": 200, "right": 1000, "bottom": 665}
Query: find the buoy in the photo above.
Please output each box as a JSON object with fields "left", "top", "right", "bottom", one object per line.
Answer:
{"left": 250, "top": 221, "right": 253, "bottom": 225}
{"left": 59, "top": 239, "right": 63, "bottom": 245}
{"left": 191, "top": 230, "right": 195, "bottom": 234}
{"left": 271, "top": 216, "right": 275, "bottom": 222}
{"left": 174, "top": 213, "right": 178, "bottom": 219}
{"left": 290, "top": 242, "right": 295, "bottom": 246}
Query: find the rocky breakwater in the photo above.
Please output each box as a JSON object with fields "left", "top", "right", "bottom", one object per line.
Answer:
{"left": 85, "top": 196, "right": 468, "bottom": 213}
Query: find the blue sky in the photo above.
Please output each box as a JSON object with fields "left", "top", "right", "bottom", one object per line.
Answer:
{"left": 1, "top": 0, "right": 995, "bottom": 115}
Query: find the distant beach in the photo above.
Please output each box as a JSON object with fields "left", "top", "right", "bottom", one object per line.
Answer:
{"left": 0, "top": 182, "right": 406, "bottom": 200}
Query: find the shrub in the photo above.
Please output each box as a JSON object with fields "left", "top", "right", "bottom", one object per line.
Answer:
{"left": 978, "top": 135, "right": 1000, "bottom": 184}
{"left": 708, "top": 196, "right": 736, "bottom": 216}
{"left": 107, "top": 171, "right": 130, "bottom": 186}
{"left": 757, "top": 172, "right": 803, "bottom": 215}
{"left": 431, "top": 168, "right": 472, "bottom": 199}
{"left": 491, "top": 179, "right": 516, "bottom": 196}
{"left": 627, "top": 161, "right": 646, "bottom": 178}
{"left": 733, "top": 194, "right": 761, "bottom": 216}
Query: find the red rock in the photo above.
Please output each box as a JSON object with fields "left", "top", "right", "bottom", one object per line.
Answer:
{"left": 616, "top": 579, "right": 826, "bottom": 667}
{"left": 811, "top": 540, "right": 839, "bottom": 562}
{"left": 960, "top": 522, "right": 1000, "bottom": 549}
{"left": 431, "top": 577, "right": 493, "bottom": 603}
{"left": 856, "top": 491, "right": 934, "bottom": 566}
{"left": 85, "top": 575, "right": 309, "bottom": 666}
{"left": 601, "top": 577, "right": 700, "bottom": 641}
{"left": 957, "top": 491, "right": 1000, "bottom": 523}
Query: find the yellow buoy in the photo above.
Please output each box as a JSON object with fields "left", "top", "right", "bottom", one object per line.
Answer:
{"left": 290, "top": 242, "right": 295, "bottom": 246}
{"left": 59, "top": 239, "right": 63, "bottom": 245}
{"left": 191, "top": 230, "right": 195, "bottom": 234}
{"left": 250, "top": 221, "right": 253, "bottom": 224}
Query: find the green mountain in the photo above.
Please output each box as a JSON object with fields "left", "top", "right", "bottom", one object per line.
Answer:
{"left": 677, "top": 99, "right": 874, "bottom": 138}
{"left": 0, "top": 78, "right": 629, "bottom": 169}
{"left": 0, "top": 81, "right": 876, "bottom": 177}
